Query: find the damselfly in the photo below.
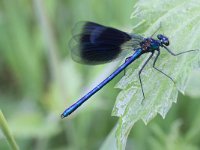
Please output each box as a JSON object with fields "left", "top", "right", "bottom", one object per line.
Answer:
{"left": 61, "top": 22, "right": 198, "bottom": 118}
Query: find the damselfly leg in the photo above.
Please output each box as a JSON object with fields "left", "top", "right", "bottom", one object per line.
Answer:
{"left": 138, "top": 52, "right": 154, "bottom": 101}
{"left": 153, "top": 50, "right": 175, "bottom": 84}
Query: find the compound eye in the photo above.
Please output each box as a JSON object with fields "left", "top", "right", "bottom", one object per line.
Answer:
{"left": 164, "top": 41, "right": 169, "bottom": 46}
{"left": 157, "top": 34, "right": 162, "bottom": 40}
{"left": 163, "top": 38, "right": 169, "bottom": 46}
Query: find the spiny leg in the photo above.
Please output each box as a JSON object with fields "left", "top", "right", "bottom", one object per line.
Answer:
{"left": 153, "top": 50, "right": 175, "bottom": 84}
{"left": 163, "top": 45, "right": 199, "bottom": 56}
{"left": 138, "top": 52, "right": 154, "bottom": 101}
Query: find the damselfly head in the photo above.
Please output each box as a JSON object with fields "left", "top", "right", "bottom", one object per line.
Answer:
{"left": 157, "top": 34, "right": 169, "bottom": 46}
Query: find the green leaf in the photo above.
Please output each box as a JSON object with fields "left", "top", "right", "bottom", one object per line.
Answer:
{"left": 149, "top": 120, "right": 199, "bottom": 150}
{"left": 104, "top": 0, "right": 200, "bottom": 149}
{"left": 100, "top": 125, "right": 117, "bottom": 150}
{"left": 0, "top": 110, "right": 19, "bottom": 150}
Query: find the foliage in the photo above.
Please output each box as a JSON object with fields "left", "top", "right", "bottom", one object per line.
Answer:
{"left": 0, "top": 110, "right": 19, "bottom": 150}
{"left": 0, "top": 0, "right": 200, "bottom": 150}
{"left": 105, "top": 0, "right": 200, "bottom": 149}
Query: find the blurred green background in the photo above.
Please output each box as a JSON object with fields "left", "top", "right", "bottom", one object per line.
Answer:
{"left": 0, "top": 0, "right": 200, "bottom": 150}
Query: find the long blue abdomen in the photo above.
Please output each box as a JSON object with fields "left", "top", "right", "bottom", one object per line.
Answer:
{"left": 61, "top": 49, "right": 142, "bottom": 118}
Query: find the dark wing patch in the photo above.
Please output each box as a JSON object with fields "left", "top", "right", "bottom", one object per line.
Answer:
{"left": 70, "top": 22, "right": 132, "bottom": 65}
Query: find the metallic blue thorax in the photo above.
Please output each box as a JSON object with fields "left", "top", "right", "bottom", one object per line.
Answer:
{"left": 140, "top": 38, "right": 160, "bottom": 53}
{"left": 150, "top": 39, "right": 160, "bottom": 50}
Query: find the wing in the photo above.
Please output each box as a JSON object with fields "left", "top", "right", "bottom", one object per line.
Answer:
{"left": 69, "top": 22, "right": 143, "bottom": 65}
